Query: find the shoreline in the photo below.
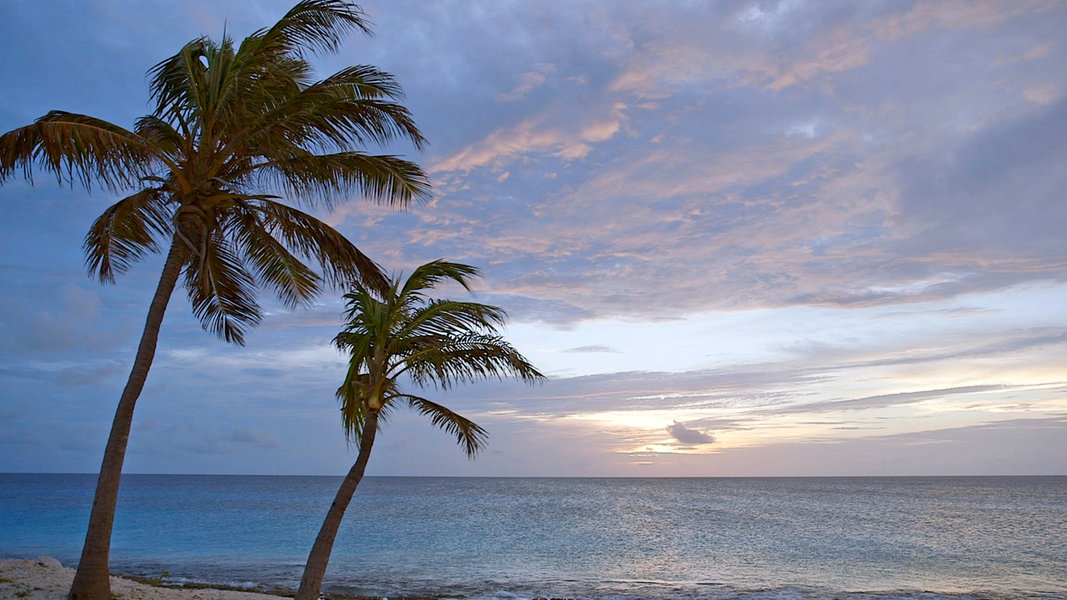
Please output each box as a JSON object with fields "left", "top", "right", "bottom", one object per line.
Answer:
{"left": 0, "top": 558, "right": 447, "bottom": 600}
{"left": 0, "top": 558, "right": 287, "bottom": 600}
{"left": 2, "top": 556, "right": 1058, "bottom": 600}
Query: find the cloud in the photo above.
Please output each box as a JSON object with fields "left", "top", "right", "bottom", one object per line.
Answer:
{"left": 55, "top": 362, "right": 126, "bottom": 387}
{"left": 608, "top": 3, "right": 881, "bottom": 96}
{"left": 3, "top": 0, "right": 1067, "bottom": 478}
{"left": 767, "top": 385, "right": 1011, "bottom": 415}
{"left": 230, "top": 428, "right": 281, "bottom": 450}
{"left": 429, "top": 107, "right": 625, "bottom": 175}
{"left": 317, "top": 0, "right": 1067, "bottom": 328}
{"left": 703, "top": 416, "right": 1067, "bottom": 476}
{"left": 892, "top": 96, "right": 1067, "bottom": 262}
{"left": 666, "top": 421, "right": 715, "bottom": 444}
{"left": 0, "top": 284, "right": 124, "bottom": 356}
{"left": 742, "top": 24, "right": 872, "bottom": 91}
{"left": 870, "top": 0, "right": 1056, "bottom": 41}
{"left": 564, "top": 345, "right": 618, "bottom": 353}
{"left": 497, "top": 64, "right": 557, "bottom": 101}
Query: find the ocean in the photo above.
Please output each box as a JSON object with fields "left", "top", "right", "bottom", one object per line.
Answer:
{"left": 1, "top": 475, "right": 1064, "bottom": 599}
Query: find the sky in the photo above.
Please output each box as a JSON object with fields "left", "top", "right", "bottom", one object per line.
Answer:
{"left": 1, "top": 0, "right": 1065, "bottom": 477}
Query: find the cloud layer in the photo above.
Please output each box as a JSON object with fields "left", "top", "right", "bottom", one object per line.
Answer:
{"left": 0, "top": 0, "right": 1064, "bottom": 476}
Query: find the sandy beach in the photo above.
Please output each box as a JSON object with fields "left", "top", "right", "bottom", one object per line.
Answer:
{"left": 0, "top": 558, "right": 286, "bottom": 600}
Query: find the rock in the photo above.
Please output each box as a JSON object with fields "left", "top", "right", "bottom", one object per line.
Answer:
{"left": 36, "top": 556, "right": 63, "bottom": 570}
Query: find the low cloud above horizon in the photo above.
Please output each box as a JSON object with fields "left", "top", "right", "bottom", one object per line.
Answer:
{"left": 0, "top": 0, "right": 1064, "bottom": 476}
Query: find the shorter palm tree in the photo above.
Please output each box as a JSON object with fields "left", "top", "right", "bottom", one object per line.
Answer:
{"left": 296, "top": 260, "right": 545, "bottom": 600}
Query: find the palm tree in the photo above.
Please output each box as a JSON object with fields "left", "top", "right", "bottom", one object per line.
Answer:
{"left": 0, "top": 2, "right": 430, "bottom": 598}
{"left": 295, "top": 260, "right": 545, "bottom": 600}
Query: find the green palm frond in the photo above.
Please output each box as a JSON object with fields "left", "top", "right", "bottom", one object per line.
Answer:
{"left": 332, "top": 260, "right": 545, "bottom": 449}
{"left": 398, "top": 298, "right": 508, "bottom": 340}
{"left": 203, "top": 39, "right": 242, "bottom": 115}
{"left": 402, "top": 395, "right": 488, "bottom": 457}
{"left": 336, "top": 367, "right": 370, "bottom": 441}
{"left": 336, "top": 369, "right": 400, "bottom": 443}
{"left": 399, "top": 260, "right": 481, "bottom": 300}
{"left": 402, "top": 333, "right": 543, "bottom": 390}
{"left": 312, "top": 64, "right": 407, "bottom": 101}
{"left": 334, "top": 322, "right": 375, "bottom": 358}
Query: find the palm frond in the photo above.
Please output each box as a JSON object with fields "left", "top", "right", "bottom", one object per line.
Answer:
{"left": 336, "top": 368, "right": 400, "bottom": 444}
{"left": 336, "top": 367, "right": 370, "bottom": 442}
{"left": 0, "top": 111, "right": 155, "bottom": 190}
{"left": 228, "top": 201, "right": 322, "bottom": 309}
{"left": 399, "top": 260, "right": 481, "bottom": 300}
{"left": 256, "top": 151, "right": 430, "bottom": 208}
{"left": 332, "top": 260, "right": 545, "bottom": 458}
{"left": 398, "top": 298, "right": 508, "bottom": 341}
{"left": 198, "top": 37, "right": 244, "bottom": 134}
{"left": 84, "top": 188, "right": 174, "bottom": 282}
{"left": 133, "top": 116, "right": 187, "bottom": 164}
{"left": 258, "top": 0, "right": 372, "bottom": 58}
{"left": 402, "top": 333, "right": 545, "bottom": 390}
{"left": 311, "top": 64, "right": 407, "bottom": 101}
{"left": 337, "top": 298, "right": 384, "bottom": 345}
{"left": 247, "top": 198, "right": 389, "bottom": 292}
{"left": 148, "top": 39, "right": 212, "bottom": 126}
{"left": 403, "top": 395, "right": 488, "bottom": 457}
{"left": 184, "top": 231, "right": 262, "bottom": 345}
{"left": 271, "top": 64, "right": 426, "bottom": 151}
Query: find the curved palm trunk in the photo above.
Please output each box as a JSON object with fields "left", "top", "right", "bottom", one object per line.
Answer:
{"left": 69, "top": 238, "right": 188, "bottom": 600}
{"left": 296, "top": 411, "right": 380, "bottom": 600}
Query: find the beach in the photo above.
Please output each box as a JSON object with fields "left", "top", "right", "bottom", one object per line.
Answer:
{"left": 0, "top": 558, "right": 285, "bottom": 600}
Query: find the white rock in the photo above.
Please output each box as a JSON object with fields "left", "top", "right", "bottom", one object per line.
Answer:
{"left": 35, "top": 557, "right": 63, "bottom": 570}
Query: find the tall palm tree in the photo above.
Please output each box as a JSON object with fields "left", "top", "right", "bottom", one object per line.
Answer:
{"left": 296, "top": 260, "right": 545, "bottom": 600}
{"left": 0, "top": 2, "right": 429, "bottom": 598}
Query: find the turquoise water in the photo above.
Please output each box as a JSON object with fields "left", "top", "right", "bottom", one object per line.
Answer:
{"left": 1, "top": 475, "right": 1065, "bottom": 599}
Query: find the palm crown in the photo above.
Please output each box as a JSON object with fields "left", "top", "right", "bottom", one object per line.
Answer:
{"left": 334, "top": 260, "right": 545, "bottom": 454}
{"left": 0, "top": 0, "right": 430, "bottom": 344}
{"left": 295, "top": 260, "right": 545, "bottom": 600}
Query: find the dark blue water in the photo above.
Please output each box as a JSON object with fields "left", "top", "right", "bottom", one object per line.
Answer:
{"left": 1, "top": 475, "right": 1064, "bottom": 599}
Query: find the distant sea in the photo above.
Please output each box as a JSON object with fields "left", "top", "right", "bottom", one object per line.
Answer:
{"left": 1, "top": 475, "right": 1065, "bottom": 599}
